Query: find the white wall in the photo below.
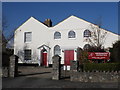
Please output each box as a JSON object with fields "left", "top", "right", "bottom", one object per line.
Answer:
{"left": 14, "top": 16, "right": 119, "bottom": 65}
{"left": 14, "top": 17, "right": 50, "bottom": 64}
{"left": 103, "top": 31, "right": 119, "bottom": 48}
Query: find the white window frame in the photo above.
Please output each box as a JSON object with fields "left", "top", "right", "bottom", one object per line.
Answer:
{"left": 24, "top": 32, "right": 32, "bottom": 43}
{"left": 54, "top": 31, "right": 61, "bottom": 40}
{"left": 68, "top": 31, "right": 76, "bottom": 39}
{"left": 24, "top": 49, "right": 32, "bottom": 60}
{"left": 84, "top": 30, "right": 91, "bottom": 37}
{"left": 83, "top": 44, "right": 91, "bottom": 50}
{"left": 54, "top": 45, "right": 61, "bottom": 55}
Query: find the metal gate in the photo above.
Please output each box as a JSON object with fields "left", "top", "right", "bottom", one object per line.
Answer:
{"left": 59, "top": 50, "right": 74, "bottom": 79}
{"left": 60, "top": 64, "right": 70, "bottom": 79}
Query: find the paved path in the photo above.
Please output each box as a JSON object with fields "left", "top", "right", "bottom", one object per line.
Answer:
{"left": 2, "top": 66, "right": 120, "bottom": 89}
{"left": 18, "top": 66, "right": 52, "bottom": 78}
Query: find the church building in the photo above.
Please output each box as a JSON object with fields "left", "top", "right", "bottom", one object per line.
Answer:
{"left": 14, "top": 15, "right": 119, "bottom": 67}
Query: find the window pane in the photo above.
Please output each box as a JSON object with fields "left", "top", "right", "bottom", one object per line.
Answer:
{"left": 24, "top": 49, "right": 31, "bottom": 60}
{"left": 54, "top": 45, "right": 61, "bottom": 55}
{"left": 84, "top": 30, "right": 91, "bottom": 37}
{"left": 25, "top": 32, "right": 32, "bottom": 42}
{"left": 83, "top": 44, "right": 91, "bottom": 50}
{"left": 68, "top": 31, "right": 75, "bottom": 38}
{"left": 54, "top": 32, "right": 61, "bottom": 39}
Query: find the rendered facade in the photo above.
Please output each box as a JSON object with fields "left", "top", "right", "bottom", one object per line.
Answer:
{"left": 14, "top": 15, "right": 119, "bottom": 67}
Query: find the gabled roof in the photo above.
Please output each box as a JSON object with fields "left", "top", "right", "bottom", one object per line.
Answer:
{"left": 37, "top": 44, "right": 51, "bottom": 49}
{"left": 15, "top": 15, "right": 119, "bottom": 36}
{"left": 15, "top": 16, "right": 49, "bottom": 32}
{"left": 53, "top": 15, "right": 92, "bottom": 27}
{"left": 53, "top": 15, "right": 119, "bottom": 36}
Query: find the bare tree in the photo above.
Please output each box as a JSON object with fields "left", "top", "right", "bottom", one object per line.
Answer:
{"left": 2, "top": 16, "right": 15, "bottom": 47}
{"left": 89, "top": 24, "right": 107, "bottom": 49}
{"left": 86, "top": 17, "right": 107, "bottom": 50}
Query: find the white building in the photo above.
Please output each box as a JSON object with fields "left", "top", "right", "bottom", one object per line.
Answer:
{"left": 14, "top": 15, "right": 119, "bottom": 67}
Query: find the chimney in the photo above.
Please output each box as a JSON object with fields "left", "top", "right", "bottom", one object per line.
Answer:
{"left": 44, "top": 19, "right": 52, "bottom": 27}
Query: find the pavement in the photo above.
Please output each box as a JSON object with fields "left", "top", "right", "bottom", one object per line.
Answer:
{"left": 2, "top": 66, "right": 120, "bottom": 89}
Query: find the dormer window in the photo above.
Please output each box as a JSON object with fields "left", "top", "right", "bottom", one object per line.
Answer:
{"left": 84, "top": 29, "right": 91, "bottom": 37}
{"left": 68, "top": 31, "right": 76, "bottom": 38}
{"left": 54, "top": 32, "right": 61, "bottom": 39}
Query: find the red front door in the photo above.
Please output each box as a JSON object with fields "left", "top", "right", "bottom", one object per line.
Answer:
{"left": 64, "top": 50, "right": 74, "bottom": 65}
{"left": 42, "top": 52, "right": 47, "bottom": 66}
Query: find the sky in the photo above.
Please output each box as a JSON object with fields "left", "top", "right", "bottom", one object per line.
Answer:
{"left": 2, "top": 2, "right": 119, "bottom": 38}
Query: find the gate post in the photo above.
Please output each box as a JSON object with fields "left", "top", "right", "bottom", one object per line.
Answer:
{"left": 9, "top": 55, "right": 19, "bottom": 77}
{"left": 70, "top": 60, "right": 79, "bottom": 81}
{"left": 52, "top": 55, "right": 61, "bottom": 80}
{"left": 70, "top": 60, "right": 79, "bottom": 72}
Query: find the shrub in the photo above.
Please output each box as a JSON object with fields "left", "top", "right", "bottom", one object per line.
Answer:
{"left": 77, "top": 50, "right": 89, "bottom": 64}
{"left": 82, "top": 63, "right": 120, "bottom": 71}
{"left": 110, "top": 40, "right": 120, "bottom": 63}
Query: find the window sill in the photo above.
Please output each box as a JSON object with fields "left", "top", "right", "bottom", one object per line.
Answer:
{"left": 68, "top": 38, "right": 76, "bottom": 40}
{"left": 54, "top": 39, "right": 61, "bottom": 40}
{"left": 25, "top": 60, "right": 31, "bottom": 61}
{"left": 24, "top": 42, "right": 31, "bottom": 43}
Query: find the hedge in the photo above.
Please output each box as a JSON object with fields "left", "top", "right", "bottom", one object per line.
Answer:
{"left": 83, "top": 63, "right": 120, "bottom": 71}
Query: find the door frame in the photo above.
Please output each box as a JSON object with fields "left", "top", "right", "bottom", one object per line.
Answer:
{"left": 64, "top": 49, "right": 74, "bottom": 66}
{"left": 41, "top": 48, "right": 48, "bottom": 67}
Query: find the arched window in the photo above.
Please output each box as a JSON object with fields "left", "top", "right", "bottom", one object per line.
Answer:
{"left": 83, "top": 44, "right": 91, "bottom": 50}
{"left": 84, "top": 29, "right": 91, "bottom": 37}
{"left": 68, "top": 31, "right": 76, "bottom": 38}
{"left": 54, "top": 32, "right": 61, "bottom": 39}
{"left": 54, "top": 45, "right": 61, "bottom": 55}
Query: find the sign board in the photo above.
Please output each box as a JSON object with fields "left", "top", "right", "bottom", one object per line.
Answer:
{"left": 88, "top": 52, "right": 110, "bottom": 60}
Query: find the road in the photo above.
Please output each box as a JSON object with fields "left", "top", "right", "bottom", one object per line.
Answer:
{"left": 2, "top": 66, "right": 120, "bottom": 89}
